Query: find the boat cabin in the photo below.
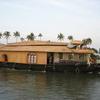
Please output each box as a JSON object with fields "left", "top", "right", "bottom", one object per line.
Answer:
{"left": 0, "top": 40, "right": 93, "bottom": 65}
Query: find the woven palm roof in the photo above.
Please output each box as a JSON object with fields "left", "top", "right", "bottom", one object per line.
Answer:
{"left": 7, "top": 40, "right": 67, "bottom": 46}
{"left": 0, "top": 40, "right": 93, "bottom": 54}
{"left": 71, "top": 40, "right": 82, "bottom": 45}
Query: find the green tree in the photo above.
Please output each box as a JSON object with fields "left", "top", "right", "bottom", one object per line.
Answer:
{"left": 86, "top": 38, "right": 92, "bottom": 45}
{"left": 68, "top": 35, "right": 73, "bottom": 41}
{"left": 27, "top": 33, "right": 35, "bottom": 41}
{"left": 3, "top": 31, "right": 11, "bottom": 44}
{"left": 81, "top": 38, "right": 92, "bottom": 48}
{"left": 27, "top": 35, "right": 31, "bottom": 41}
{"left": 38, "top": 33, "right": 43, "bottom": 40}
{"left": 0, "top": 32, "right": 2, "bottom": 42}
{"left": 20, "top": 37, "right": 24, "bottom": 42}
{"left": 99, "top": 48, "right": 100, "bottom": 54}
{"left": 57, "top": 33, "right": 64, "bottom": 41}
{"left": 13, "top": 31, "right": 20, "bottom": 42}
{"left": 91, "top": 48, "right": 98, "bottom": 53}
{"left": 81, "top": 39, "right": 87, "bottom": 45}
{"left": 67, "top": 35, "right": 73, "bottom": 43}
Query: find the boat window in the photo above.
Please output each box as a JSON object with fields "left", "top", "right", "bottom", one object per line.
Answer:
{"left": 27, "top": 53, "right": 37, "bottom": 64}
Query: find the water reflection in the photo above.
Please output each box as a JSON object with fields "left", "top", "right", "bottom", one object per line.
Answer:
{"left": 0, "top": 69, "right": 100, "bottom": 100}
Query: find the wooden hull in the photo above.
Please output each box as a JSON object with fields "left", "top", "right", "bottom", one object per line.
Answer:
{"left": 0, "top": 62, "right": 99, "bottom": 73}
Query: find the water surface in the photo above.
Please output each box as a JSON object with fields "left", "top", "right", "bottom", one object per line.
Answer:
{"left": 0, "top": 69, "right": 100, "bottom": 100}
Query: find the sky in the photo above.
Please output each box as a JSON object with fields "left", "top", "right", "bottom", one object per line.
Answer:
{"left": 0, "top": 0, "right": 100, "bottom": 49}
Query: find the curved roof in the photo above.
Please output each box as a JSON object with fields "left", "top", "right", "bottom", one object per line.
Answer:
{"left": 7, "top": 40, "right": 67, "bottom": 46}
{"left": 0, "top": 40, "right": 93, "bottom": 54}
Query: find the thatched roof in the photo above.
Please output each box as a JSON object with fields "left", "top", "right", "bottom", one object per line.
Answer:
{"left": 71, "top": 40, "right": 82, "bottom": 45}
{"left": 7, "top": 40, "right": 67, "bottom": 46}
{"left": 0, "top": 40, "right": 93, "bottom": 54}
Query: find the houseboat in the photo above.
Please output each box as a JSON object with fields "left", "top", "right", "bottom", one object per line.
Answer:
{"left": 0, "top": 40, "right": 97, "bottom": 72}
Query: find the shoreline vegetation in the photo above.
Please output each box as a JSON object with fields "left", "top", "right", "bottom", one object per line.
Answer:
{"left": 0, "top": 31, "right": 92, "bottom": 43}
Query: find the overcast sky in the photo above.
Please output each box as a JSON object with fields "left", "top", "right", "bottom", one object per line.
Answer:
{"left": 0, "top": 0, "right": 100, "bottom": 49}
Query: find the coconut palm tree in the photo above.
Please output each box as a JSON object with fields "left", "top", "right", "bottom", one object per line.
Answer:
{"left": 99, "top": 48, "right": 100, "bottom": 54}
{"left": 67, "top": 35, "right": 77, "bottom": 49}
{"left": 3, "top": 31, "right": 11, "bottom": 44}
{"left": 80, "top": 38, "right": 92, "bottom": 49}
{"left": 67, "top": 35, "right": 73, "bottom": 43}
{"left": 57, "top": 33, "right": 64, "bottom": 41}
{"left": 20, "top": 37, "right": 24, "bottom": 42}
{"left": 27, "top": 33, "right": 35, "bottom": 41}
{"left": 30, "top": 33, "right": 35, "bottom": 40}
{"left": 13, "top": 31, "right": 20, "bottom": 42}
{"left": 27, "top": 35, "right": 31, "bottom": 41}
{"left": 80, "top": 39, "right": 87, "bottom": 49}
{"left": 38, "top": 33, "right": 43, "bottom": 40}
{"left": 0, "top": 32, "right": 2, "bottom": 42}
{"left": 86, "top": 38, "right": 92, "bottom": 45}
{"left": 81, "top": 39, "right": 87, "bottom": 45}
{"left": 91, "top": 48, "right": 98, "bottom": 53}
{"left": 68, "top": 35, "right": 73, "bottom": 41}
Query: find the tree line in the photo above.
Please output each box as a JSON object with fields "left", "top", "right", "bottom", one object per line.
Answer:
{"left": 0, "top": 31, "right": 43, "bottom": 44}
{"left": 0, "top": 31, "right": 99, "bottom": 53}
{"left": 57, "top": 33, "right": 92, "bottom": 47}
{"left": 0, "top": 31, "right": 92, "bottom": 47}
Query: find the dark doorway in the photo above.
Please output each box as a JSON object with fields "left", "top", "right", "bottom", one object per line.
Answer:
{"left": 3, "top": 54, "right": 8, "bottom": 62}
{"left": 47, "top": 53, "right": 54, "bottom": 64}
